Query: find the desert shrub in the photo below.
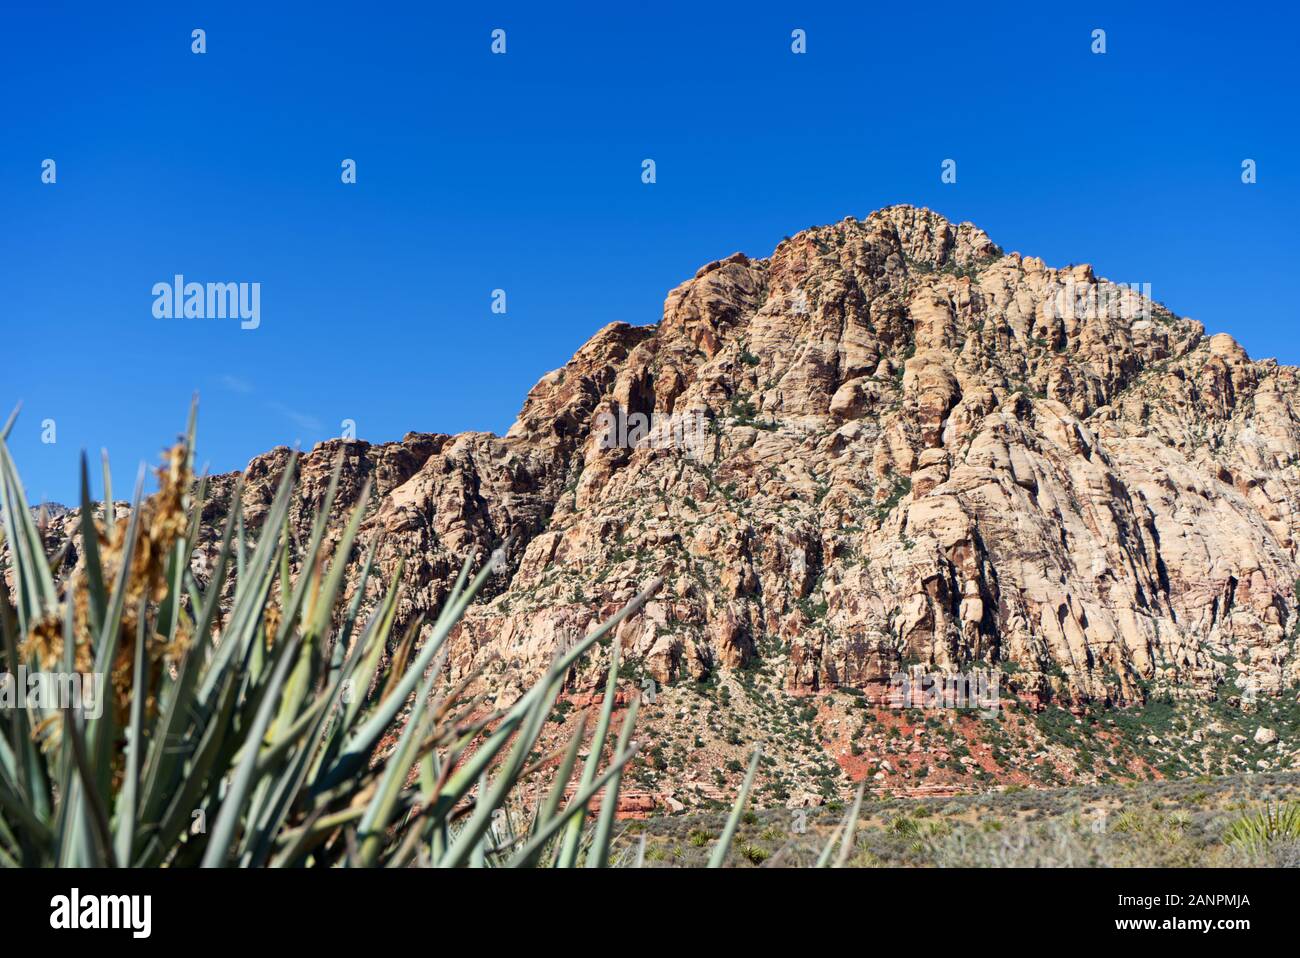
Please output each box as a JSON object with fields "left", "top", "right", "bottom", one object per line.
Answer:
{"left": 1222, "top": 803, "right": 1300, "bottom": 854}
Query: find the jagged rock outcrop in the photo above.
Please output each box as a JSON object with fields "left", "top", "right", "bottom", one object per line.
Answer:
{"left": 64, "top": 207, "right": 1300, "bottom": 713}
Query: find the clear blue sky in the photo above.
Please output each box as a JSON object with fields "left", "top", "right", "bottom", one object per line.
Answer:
{"left": 3, "top": 2, "right": 1296, "bottom": 503}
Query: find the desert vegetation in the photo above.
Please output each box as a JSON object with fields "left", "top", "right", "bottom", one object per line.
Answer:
{"left": 618, "top": 772, "right": 1300, "bottom": 867}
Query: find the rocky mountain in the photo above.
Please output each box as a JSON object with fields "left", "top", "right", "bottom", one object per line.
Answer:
{"left": 216, "top": 205, "right": 1299, "bottom": 698}
{"left": 28, "top": 205, "right": 1300, "bottom": 801}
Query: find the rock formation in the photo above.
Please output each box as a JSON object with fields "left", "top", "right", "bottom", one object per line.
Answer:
{"left": 174, "top": 206, "right": 1300, "bottom": 721}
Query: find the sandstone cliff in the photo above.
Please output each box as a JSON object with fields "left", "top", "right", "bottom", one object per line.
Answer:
{"left": 178, "top": 205, "right": 1300, "bottom": 720}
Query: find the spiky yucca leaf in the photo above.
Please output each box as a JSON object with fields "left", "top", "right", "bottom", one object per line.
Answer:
{"left": 1223, "top": 802, "right": 1300, "bottom": 853}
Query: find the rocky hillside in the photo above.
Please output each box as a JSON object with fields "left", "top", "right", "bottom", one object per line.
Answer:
{"left": 25, "top": 204, "right": 1300, "bottom": 800}
{"left": 26, "top": 204, "right": 1300, "bottom": 801}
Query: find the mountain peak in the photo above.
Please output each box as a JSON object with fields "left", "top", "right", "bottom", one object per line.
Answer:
{"left": 33, "top": 208, "right": 1297, "bottom": 801}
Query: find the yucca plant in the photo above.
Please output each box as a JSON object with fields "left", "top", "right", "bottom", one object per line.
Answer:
{"left": 1222, "top": 802, "right": 1300, "bottom": 854}
{"left": 0, "top": 404, "right": 687, "bottom": 867}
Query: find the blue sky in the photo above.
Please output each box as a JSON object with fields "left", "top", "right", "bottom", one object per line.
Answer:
{"left": 2, "top": 2, "right": 1297, "bottom": 503}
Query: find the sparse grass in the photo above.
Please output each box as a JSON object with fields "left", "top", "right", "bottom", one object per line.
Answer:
{"left": 617, "top": 771, "right": 1300, "bottom": 867}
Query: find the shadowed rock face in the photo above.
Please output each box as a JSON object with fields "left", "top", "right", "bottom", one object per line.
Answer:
{"left": 165, "top": 206, "right": 1300, "bottom": 709}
